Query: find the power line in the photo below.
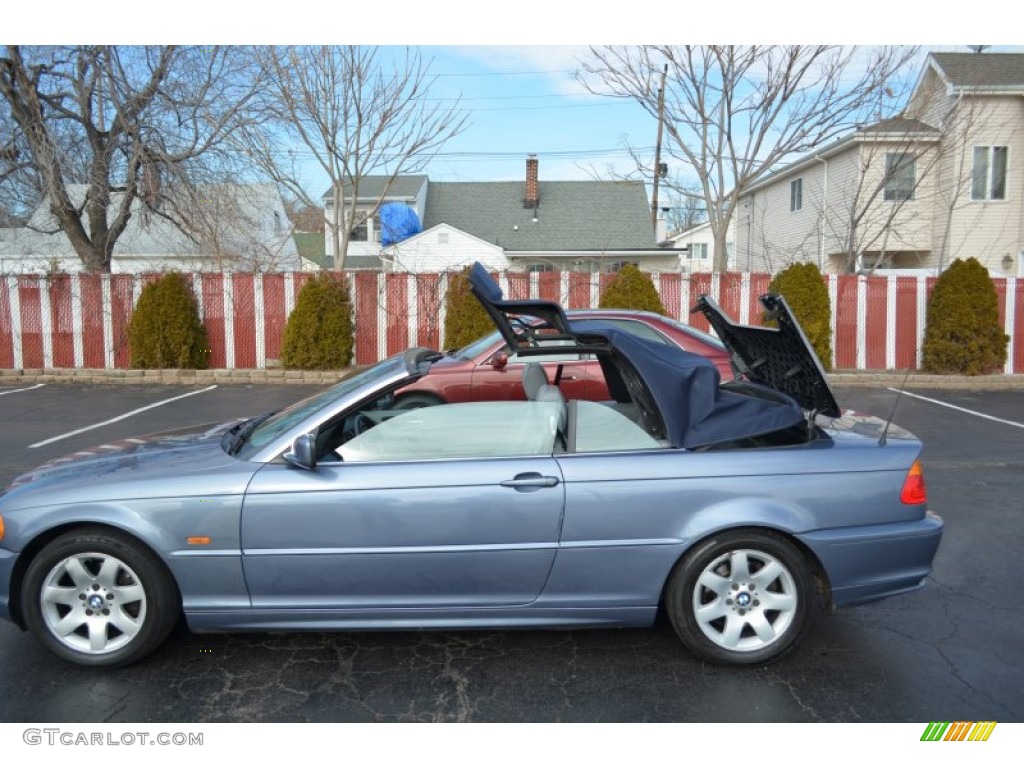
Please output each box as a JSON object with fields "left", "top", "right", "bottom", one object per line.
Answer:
{"left": 432, "top": 69, "right": 577, "bottom": 78}
{"left": 258, "top": 146, "right": 658, "bottom": 162}
{"left": 446, "top": 102, "right": 627, "bottom": 113}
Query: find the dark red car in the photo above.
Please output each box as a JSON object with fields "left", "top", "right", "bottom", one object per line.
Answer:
{"left": 394, "top": 309, "right": 733, "bottom": 407}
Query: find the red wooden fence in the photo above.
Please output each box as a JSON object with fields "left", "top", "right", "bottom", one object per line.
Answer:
{"left": 1, "top": 271, "right": 1020, "bottom": 374}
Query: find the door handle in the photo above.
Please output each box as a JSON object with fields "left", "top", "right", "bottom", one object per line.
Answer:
{"left": 500, "top": 474, "right": 560, "bottom": 489}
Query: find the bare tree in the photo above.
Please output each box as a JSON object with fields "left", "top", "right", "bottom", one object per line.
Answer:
{"left": 153, "top": 183, "right": 299, "bottom": 272}
{"left": 661, "top": 179, "right": 707, "bottom": 234}
{"left": 238, "top": 46, "right": 468, "bottom": 270}
{"left": 823, "top": 122, "right": 944, "bottom": 273}
{"left": 814, "top": 95, "right": 1008, "bottom": 275}
{"left": 0, "top": 92, "right": 41, "bottom": 227}
{"left": 0, "top": 45, "right": 260, "bottom": 272}
{"left": 926, "top": 96, "right": 1021, "bottom": 273}
{"left": 577, "top": 46, "right": 918, "bottom": 271}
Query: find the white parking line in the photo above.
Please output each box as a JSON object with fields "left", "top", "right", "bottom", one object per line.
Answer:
{"left": 0, "top": 383, "right": 46, "bottom": 396}
{"left": 29, "top": 385, "right": 219, "bottom": 448}
{"left": 887, "top": 388, "right": 1024, "bottom": 429}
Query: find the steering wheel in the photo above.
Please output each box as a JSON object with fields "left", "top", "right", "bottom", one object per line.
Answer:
{"left": 352, "top": 413, "right": 373, "bottom": 435}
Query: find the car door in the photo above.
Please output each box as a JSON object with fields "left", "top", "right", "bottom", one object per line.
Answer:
{"left": 472, "top": 345, "right": 598, "bottom": 401}
{"left": 240, "top": 401, "right": 566, "bottom": 610}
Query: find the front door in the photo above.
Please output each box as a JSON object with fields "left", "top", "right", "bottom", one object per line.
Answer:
{"left": 242, "top": 457, "right": 564, "bottom": 609}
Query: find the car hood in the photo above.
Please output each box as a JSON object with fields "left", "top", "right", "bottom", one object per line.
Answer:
{"left": 693, "top": 294, "right": 841, "bottom": 417}
{"left": 3, "top": 419, "right": 245, "bottom": 500}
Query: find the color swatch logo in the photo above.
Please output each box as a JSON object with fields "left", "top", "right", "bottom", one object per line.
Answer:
{"left": 921, "top": 722, "right": 997, "bottom": 741}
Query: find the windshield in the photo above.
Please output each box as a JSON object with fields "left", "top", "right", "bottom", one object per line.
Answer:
{"left": 231, "top": 354, "right": 410, "bottom": 460}
{"left": 452, "top": 330, "right": 501, "bottom": 360}
{"left": 660, "top": 316, "right": 726, "bottom": 350}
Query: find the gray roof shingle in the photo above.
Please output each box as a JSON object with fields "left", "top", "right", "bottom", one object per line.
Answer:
{"left": 859, "top": 116, "right": 939, "bottom": 134}
{"left": 422, "top": 180, "right": 657, "bottom": 251}
{"left": 931, "top": 52, "right": 1024, "bottom": 89}
{"left": 323, "top": 175, "right": 428, "bottom": 201}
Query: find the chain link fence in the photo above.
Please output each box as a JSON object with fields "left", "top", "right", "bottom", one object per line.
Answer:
{"left": 1, "top": 272, "right": 1021, "bottom": 373}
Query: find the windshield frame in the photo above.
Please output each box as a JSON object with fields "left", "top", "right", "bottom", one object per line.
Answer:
{"left": 452, "top": 330, "right": 502, "bottom": 361}
{"left": 233, "top": 352, "right": 421, "bottom": 462}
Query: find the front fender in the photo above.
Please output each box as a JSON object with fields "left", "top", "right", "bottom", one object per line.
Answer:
{"left": 4, "top": 494, "right": 250, "bottom": 619}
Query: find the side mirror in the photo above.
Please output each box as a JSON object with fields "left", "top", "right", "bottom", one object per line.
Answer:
{"left": 490, "top": 352, "right": 508, "bottom": 370}
{"left": 284, "top": 433, "right": 317, "bottom": 470}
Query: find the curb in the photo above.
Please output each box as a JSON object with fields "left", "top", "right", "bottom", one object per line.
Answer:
{"left": 0, "top": 368, "right": 350, "bottom": 386}
{"left": 2, "top": 368, "right": 1023, "bottom": 390}
{"left": 827, "top": 372, "right": 1024, "bottom": 390}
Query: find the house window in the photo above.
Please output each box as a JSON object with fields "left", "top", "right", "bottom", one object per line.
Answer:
{"left": 883, "top": 153, "right": 916, "bottom": 201}
{"left": 349, "top": 210, "right": 381, "bottom": 242}
{"left": 689, "top": 243, "right": 708, "bottom": 260}
{"left": 351, "top": 211, "right": 368, "bottom": 242}
{"left": 790, "top": 178, "right": 803, "bottom": 212}
{"left": 437, "top": 232, "right": 449, "bottom": 245}
{"left": 972, "top": 146, "right": 1008, "bottom": 200}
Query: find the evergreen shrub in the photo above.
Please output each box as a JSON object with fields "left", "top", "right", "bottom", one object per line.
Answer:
{"left": 281, "top": 273, "right": 354, "bottom": 369}
{"left": 128, "top": 273, "right": 210, "bottom": 369}
{"left": 444, "top": 268, "right": 497, "bottom": 350}
{"left": 598, "top": 264, "right": 666, "bottom": 314}
{"left": 922, "top": 257, "right": 1008, "bottom": 374}
{"left": 766, "top": 262, "right": 833, "bottom": 371}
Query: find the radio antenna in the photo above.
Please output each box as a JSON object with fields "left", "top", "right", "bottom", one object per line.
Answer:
{"left": 879, "top": 368, "right": 913, "bottom": 447}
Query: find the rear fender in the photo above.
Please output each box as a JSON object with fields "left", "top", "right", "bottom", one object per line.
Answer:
{"left": 675, "top": 497, "right": 816, "bottom": 542}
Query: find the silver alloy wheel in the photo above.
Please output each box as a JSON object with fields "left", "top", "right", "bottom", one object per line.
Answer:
{"left": 692, "top": 548, "right": 798, "bottom": 653}
{"left": 39, "top": 551, "right": 147, "bottom": 655}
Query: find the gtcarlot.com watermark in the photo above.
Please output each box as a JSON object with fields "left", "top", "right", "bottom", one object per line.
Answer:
{"left": 23, "top": 729, "right": 203, "bottom": 747}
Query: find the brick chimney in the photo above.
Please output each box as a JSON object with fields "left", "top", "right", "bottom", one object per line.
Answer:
{"left": 524, "top": 154, "right": 539, "bottom": 208}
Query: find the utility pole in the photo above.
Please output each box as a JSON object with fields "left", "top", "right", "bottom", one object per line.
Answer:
{"left": 650, "top": 64, "right": 668, "bottom": 229}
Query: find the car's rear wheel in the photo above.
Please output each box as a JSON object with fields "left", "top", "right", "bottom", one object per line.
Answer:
{"left": 21, "top": 528, "right": 179, "bottom": 668}
{"left": 665, "top": 530, "right": 811, "bottom": 665}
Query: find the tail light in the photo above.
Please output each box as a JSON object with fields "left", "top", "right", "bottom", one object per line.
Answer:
{"left": 900, "top": 459, "right": 927, "bottom": 505}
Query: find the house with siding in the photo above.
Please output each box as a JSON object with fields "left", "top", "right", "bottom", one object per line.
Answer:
{"left": 665, "top": 220, "right": 734, "bottom": 273}
{"left": 0, "top": 183, "right": 308, "bottom": 274}
{"left": 735, "top": 51, "right": 1024, "bottom": 276}
{"left": 323, "top": 156, "right": 680, "bottom": 273}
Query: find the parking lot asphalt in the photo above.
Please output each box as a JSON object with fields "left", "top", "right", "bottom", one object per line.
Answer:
{"left": 0, "top": 381, "right": 1021, "bottom": 722}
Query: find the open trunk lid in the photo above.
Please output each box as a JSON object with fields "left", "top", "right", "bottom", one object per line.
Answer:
{"left": 693, "top": 294, "right": 841, "bottom": 418}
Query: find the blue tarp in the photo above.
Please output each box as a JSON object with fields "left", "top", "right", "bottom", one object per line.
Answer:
{"left": 379, "top": 203, "right": 422, "bottom": 246}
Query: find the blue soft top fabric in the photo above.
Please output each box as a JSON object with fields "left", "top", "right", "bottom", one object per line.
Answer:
{"left": 569, "top": 320, "right": 805, "bottom": 450}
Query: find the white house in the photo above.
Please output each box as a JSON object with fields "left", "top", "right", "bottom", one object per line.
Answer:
{"left": 0, "top": 183, "right": 308, "bottom": 274}
{"left": 735, "top": 51, "right": 1024, "bottom": 276}
{"left": 324, "top": 157, "right": 683, "bottom": 273}
{"left": 665, "top": 220, "right": 735, "bottom": 273}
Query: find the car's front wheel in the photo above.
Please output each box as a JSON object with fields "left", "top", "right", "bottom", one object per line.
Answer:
{"left": 665, "top": 530, "right": 812, "bottom": 665}
{"left": 21, "top": 528, "right": 180, "bottom": 668}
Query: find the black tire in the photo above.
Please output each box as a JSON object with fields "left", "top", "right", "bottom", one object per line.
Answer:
{"left": 395, "top": 393, "right": 444, "bottom": 409}
{"left": 21, "top": 528, "right": 180, "bottom": 668}
{"left": 664, "top": 529, "right": 812, "bottom": 665}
